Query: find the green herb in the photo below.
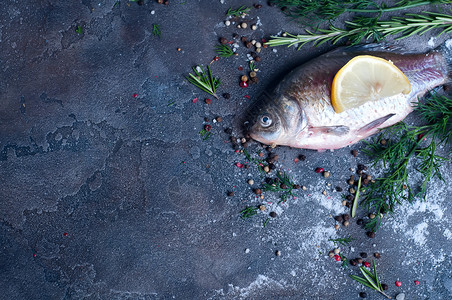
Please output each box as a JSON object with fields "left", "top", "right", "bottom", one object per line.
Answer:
{"left": 186, "top": 65, "right": 221, "bottom": 99}
{"left": 113, "top": 1, "right": 120, "bottom": 8}
{"left": 339, "top": 253, "right": 349, "bottom": 270}
{"left": 199, "top": 128, "right": 212, "bottom": 141}
{"left": 263, "top": 171, "right": 297, "bottom": 203}
{"left": 351, "top": 176, "right": 362, "bottom": 218}
{"left": 215, "top": 44, "right": 235, "bottom": 58}
{"left": 362, "top": 93, "right": 451, "bottom": 232}
{"left": 240, "top": 206, "right": 258, "bottom": 219}
{"left": 227, "top": 5, "right": 251, "bottom": 17}
{"left": 263, "top": 217, "right": 270, "bottom": 227}
{"left": 75, "top": 26, "right": 83, "bottom": 34}
{"left": 249, "top": 61, "right": 256, "bottom": 72}
{"left": 243, "top": 149, "right": 267, "bottom": 175}
{"left": 167, "top": 100, "right": 175, "bottom": 107}
{"left": 265, "top": 12, "right": 452, "bottom": 49}
{"left": 350, "top": 260, "right": 391, "bottom": 299}
{"left": 269, "top": 0, "right": 452, "bottom": 26}
{"left": 328, "top": 236, "right": 354, "bottom": 246}
{"left": 152, "top": 24, "right": 161, "bottom": 38}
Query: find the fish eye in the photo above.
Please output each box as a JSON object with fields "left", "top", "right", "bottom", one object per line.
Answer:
{"left": 259, "top": 115, "right": 272, "bottom": 127}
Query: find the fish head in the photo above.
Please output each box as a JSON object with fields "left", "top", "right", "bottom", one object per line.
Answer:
{"left": 246, "top": 93, "right": 307, "bottom": 146}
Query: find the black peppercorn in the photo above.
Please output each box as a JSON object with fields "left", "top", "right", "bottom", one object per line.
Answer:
{"left": 227, "top": 191, "right": 234, "bottom": 197}
{"left": 293, "top": 184, "right": 300, "bottom": 189}
{"left": 346, "top": 195, "right": 353, "bottom": 201}
{"left": 269, "top": 211, "right": 277, "bottom": 218}
{"left": 374, "top": 252, "right": 381, "bottom": 259}
{"left": 356, "top": 258, "right": 363, "bottom": 264}
{"left": 381, "top": 284, "right": 388, "bottom": 290}
{"left": 357, "top": 219, "right": 364, "bottom": 226}
{"left": 298, "top": 154, "right": 306, "bottom": 161}
{"left": 334, "top": 215, "right": 343, "bottom": 222}
{"left": 359, "top": 292, "right": 367, "bottom": 298}
{"left": 350, "top": 259, "right": 357, "bottom": 266}
{"left": 367, "top": 231, "right": 376, "bottom": 238}
{"left": 223, "top": 93, "right": 231, "bottom": 99}
{"left": 335, "top": 186, "right": 343, "bottom": 192}
{"left": 360, "top": 252, "right": 368, "bottom": 258}
{"left": 343, "top": 214, "right": 350, "bottom": 221}
{"left": 351, "top": 150, "right": 358, "bottom": 157}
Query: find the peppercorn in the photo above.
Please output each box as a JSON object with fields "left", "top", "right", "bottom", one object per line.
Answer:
{"left": 246, "top": 42, "right": 253, "bottom": 48}
{"left": 248, "top": 179, "right": 254, "bottom": 185}
{"left": 241, "top": 75, "right": 249, "bottom": 82}
{"left": 255, "top": 56, "right": 261, "bottom": 62}
{"left": 369, "top": 213, "right": 376, "bottom": 219}
{"left": 343, "top": 214, "right": 350, "bottom": 221}
{"left": 241, "top": 22, "right": 248, "bottom": 29}
{"left": 298, "top": 154, "right": 306, "bottom": 161}
{"left": 395, "top": 281, "right": 402, "bottom": 287}
{"left": 323, "top": 171, "right": 331, "bottom": 178}
{"left": 269, "top": 163, "right": 276, "bottom": 170}
{"left": 334, "top": 255, "right": 341, "bottom": 261}
{"left": 367, "top": 231, "right": 376, "bottom": 238}
{"left": 251, "top": 24, "right": 257, "bottom": 30}
{"left": 275, "top": 250, "right": 281, "bottom": 256}
{"left": 254, "top": 3, "right": 263, "bottom": 8}
{"left": 359, "top": 292, "right": 367, "bottom": 298}
{"left": 315, "top": 167, "right": 324, "bottom": 173}
{"left": 360, "top": 252, "right": 368, "bottom": 258}
{"left": 215, "top": 116, "right": 222, "bottom": 123}
{"left": 334, "top": 215, "right": 343, "bottom": 222}
{"left": 363, "top": 178, "right": 369, "bottom": 185}
{"left": 335, "top": 186, "right": 343, "bottom": 192}
{"left": 351, "top": 150, "right": 358, "bottom": 157}
{"left": 269, "top": 211, "right": 277, "bottom": 218}
{"left": 259, "top": 205, "right": 266, "bottom": 211}
{"left": 250, "top": 76, "right": 259, "bottom": 84}
{"left": 333, "top": 248, "right": 340, "bottom": 254}
{"left": 350, "top": 259, "right": 357, "bottom": 266}
{"left": 220, "top": 37, "right": 228, "bottom": 44}
{"left": 349, "top": 188, "right": 356, "bottom": 194}
{"left": 357, "top": 219, "right": 364, "bottom": 225}
{"left": 374, "top": 252, "right": 381, "bottom": 259}
{"left": 223, "top": 93, "right": 231, "bottom": 99}
{"left": 346, "top": 195, "right": 353, "bottom": 201}
{"left": 254, "top": 188, "right": 262, "bottom": 195}
{"left": 240, "top": 81, "right": 248, "bottom": 88}
{"left": 343, "top": 220, "right": 350, "bottom": 226}
{"left": 341, "top": 200, "right": 347, "bottom": 206}
{"left": 345, "top": 202, "right": 351, "bottom": 208}
{"left": 328, "top": 250, "right": 335, "bottom": 258}
{"left": 382, "top": 284, "right": 389, "bottom": 290}
{"left": 334, "top": 224, "right": 340, "bottom": 230}
{"left": 249, "top": 71, "right": 257, "bottom": 78}
{"left": 347, "top": 178, "right": 355, "bottom": 185}
{"left": 280, "top": 183, "right": 288, "bottom": 190}
{"left": 227, "top": 191, "right": 234, "bottom": 197}
{"left": 356, "top": 258, "right": 363, "bottom": 264}
{"left": 293, "top": 184, "right": 300, "bottom": 189}
{"left": 380, "top": 139, "right": 387, "bottom": 145}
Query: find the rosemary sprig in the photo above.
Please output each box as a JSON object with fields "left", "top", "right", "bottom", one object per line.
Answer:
{"left": 215, "top": 44, "right": 235, "bottom": 58}
{"left": 362, "top": 93, "right": 452, "bottom": 232}
{"left": 265, "top": 12, "right": 452, "bottom": 49}
{"left": 199, "top": 128, "right": 212, "bottom": 141}
{"left": 350, "top": 260, "right": 392, "bottom": 299}
{"left": 227, "top": 5, "right": 251, "bottom": 17}
{"left": 339, "top": 253, "right": 349, "bottom": 270}
{"left": 269, "top": 0, "right": 452, "bottom": 26}
{"left": 328, "top": 236, "right": 355, "bottom": 246}
{"left": 263, "top": 171, "right": 297, "bottom": 203}
{"left": 186, "top": 65, "right": 221, "bottom": 99}
{"left": 240, "top": 206, "right": 258, "bottom": 219}
{"left": 351, "top": 176, "right": 362, "bottom": 218}
{"left": 152, "top": 24, "right": 161, "bottom": 38}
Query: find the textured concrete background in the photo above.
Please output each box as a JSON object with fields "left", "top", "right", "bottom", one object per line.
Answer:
{"left": 1, "top": 0, "right": 452, "bottom": 299}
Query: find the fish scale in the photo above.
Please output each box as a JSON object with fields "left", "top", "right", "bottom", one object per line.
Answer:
{"left": 246, "top": 44, "right": 450, "bottom": 150}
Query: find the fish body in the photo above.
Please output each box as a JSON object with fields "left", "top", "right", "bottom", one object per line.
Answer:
{"left": 247, "top": 44, "right": 450, "bottom": 150}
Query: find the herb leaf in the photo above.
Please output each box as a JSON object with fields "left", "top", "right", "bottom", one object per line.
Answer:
{"left": 186, "top": 65, "right": 221, "bottom": 99}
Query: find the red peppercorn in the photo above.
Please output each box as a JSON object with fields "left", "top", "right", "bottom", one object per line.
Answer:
{"left": 63, "top": 232, "right": 68, "bottom": 236}
{"left": 363, "top": 261, "right": 371, "bottom": 268}
{"left": 240, "top": 81, "right": 248, "bottom": 88}
{"left": 334, "top": 255, "right": 341, "bottom": 261}
{"left": 315, "top": 167, "right": 324, "bottom": 173}
{"left": 238, "top": 66, "right": 243, "bottom": 71}
{"left": 204, "top": 125, "right": 212, "bottom": 131}
{"left": 213, "top": 56, "right": 219, "bottom": 61}
{"left": 414, "top": 280, "right": 420, "bottom": 285}
{"left": 205, "top": 98, "right": 212, "bottom": 104}
{"left": 395, "top": 281, "right": 402, "bottom": 287}
{"left": 132, "top": 93, "right": 138, "bottom": 98}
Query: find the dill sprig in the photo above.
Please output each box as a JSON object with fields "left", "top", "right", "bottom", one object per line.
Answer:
{"left": 215, "top": 44, "right": 235, "bottom": 58}
{"left": 186, "top": 65, "right": 221, "bottom": 99}
{"left": 269, "top": 0, "right": 452, "bottom": 26}
{"left": 240, "top": 206, "right": 258, "bottom": 219}
{"left": 263, "top": 171, "right": 297, "bottom": 203}
{"left": 265, "top": 12, "right": 452, "bottom": 49}
{"left": 242, "top": 149, "right": 268, "bottom": 175}
{"left": 227, "top": 5, "right": 251, "bottom": 17}
{"left": 362, "top": 93, "right": 452, "bottom": 232}
{"left": 152, "top": 24, "right": 161, "bottom": 38}
{"left": 350, "top": 260, "right": 391, "bottom": 299}
{"left": 329, "top": 236, "right": 355, "bottom": 246}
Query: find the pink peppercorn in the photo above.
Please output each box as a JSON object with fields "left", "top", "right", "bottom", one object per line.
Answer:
{"left": 315, "top": 167, "right": 324, "bottom": 173}
{"left": 363, "top": 261, "right": 371, "bottom": 268}
{"left": 414, "top": 280, "right": 420, "bottom": 285}
{"left": 334, "top": 255, "right": 341, "bottom": 261}
{"left": 240, "top": 81, "right": 248, "bottom": 88}
{"left": 132, "top": 93, "right": 138, "bottom": 98}
{"left": 395, "top": 281, "right": 402, "bottom": 287}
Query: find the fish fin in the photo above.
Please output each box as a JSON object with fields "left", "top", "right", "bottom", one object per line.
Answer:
{"left": 358, "top": 114, "right": 395, "bottom": 134}
{"left": 310, "top": 125, "right": 350, "bottom": 136}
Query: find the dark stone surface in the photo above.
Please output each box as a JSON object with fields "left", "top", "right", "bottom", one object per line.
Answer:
{"left": 1, "top": 1, "right": 452, "bottom": 299}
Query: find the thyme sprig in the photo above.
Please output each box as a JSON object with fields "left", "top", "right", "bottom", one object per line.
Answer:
{"left": 227, "top": 5, "right": 251, "bottom": 17}
{"left": 263, "top": 171, "right": 297, "bottom": 203}
{"left": 269, "top": 0, "right": 452, "bottom": 26}
{"left": 350, "top": 260, "right": 392, "bottom": 299}
{"left": 186, "top": 65, "right": 221, "bottom": 99}
{"left": 215, "top": 44, "right": 235, "bottom": 58}
{"left": 329, "top": 236, "right": 355, "bottom": 246}
{"left": 265, "top": 12, "right": 452, "bottom": 49}
{"left": 362, "top": 93, "right": 452, "bottom": 232}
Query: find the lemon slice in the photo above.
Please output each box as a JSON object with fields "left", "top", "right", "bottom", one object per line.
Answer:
{"left": 331, "top": 55, "right": 411, "bottom": 113}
